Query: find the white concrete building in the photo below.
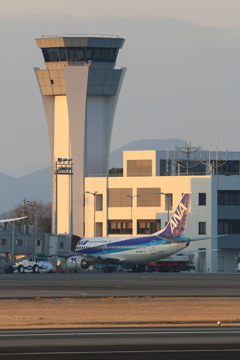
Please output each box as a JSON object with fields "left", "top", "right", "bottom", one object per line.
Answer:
{"left": 35, "top": 34, "right": 126, "bottom": 237}
{"left": 85, "top": 149, "right": 240, "bottom": 273}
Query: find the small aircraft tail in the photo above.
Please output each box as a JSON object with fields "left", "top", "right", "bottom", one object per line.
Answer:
{"left": 155, "top": 193, "right": 191, "bottom": 241}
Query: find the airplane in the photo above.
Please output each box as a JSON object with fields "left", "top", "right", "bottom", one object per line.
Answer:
{"left": 0, "top": 216, "right": 27, "bottom": 223}
{"left": 63, "top": 193, "right": 222, "bottom": 273}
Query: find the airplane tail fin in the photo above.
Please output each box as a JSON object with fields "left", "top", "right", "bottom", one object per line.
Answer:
{"left": 155, "top": 193, "right": 191, "bottom": 241}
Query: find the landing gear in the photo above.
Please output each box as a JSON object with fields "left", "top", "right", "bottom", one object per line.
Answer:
{"left": 103, "top": 266, "right": 114, "bottom": 273}
{"left": 132, "top": 264, "right": 145, "bottom": 273}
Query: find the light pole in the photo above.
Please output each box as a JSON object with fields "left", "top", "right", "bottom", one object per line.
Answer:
{"left": 54, "top": 158, "right": 73, "bottom": 235}
{"left": 157, "top": 192, "right": 170, "bottom": 223}
{"left": 85, "top": 191, "right": 98, "bottom": 237}
{"left": 127, "top": 194, "right": 140, "bottom": 235}
{"left": 21, "top": 198, "right": 33, "bottom": 234}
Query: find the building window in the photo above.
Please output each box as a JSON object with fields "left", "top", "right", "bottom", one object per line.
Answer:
{"left": 218, "top": 219, "right": 240, "bottom": 234}
{"left": 160, "top": 160, "right": 171, "bottom": 176}
{"left": 15, "top": 239, "right": 23, "bottom": 246}
{"left": 96, "top": 194, "right": 103, "bottom": 211}
{"left": 198, "top": 222, "right": 206, "bottom": 235}
{"left": 0, "top": 239, "right": 6, "bottom": 245}
{"left": 60, "top": 242, "right": 63, "bottom": 248}
{"left": 108, "top": 188, "right": 132, "bottom": 207}
{"left": 36, "top": 239, "right": 41, "bottom": 247}
{"left": 164, "top": 193, "right": 173, "bottom": 211}
{"left": 137, "top": 220, "right": 161, "bottom": 234}
{"left": 175, "top": 160, "right": 206, "bottom": 175}
{"left": 137, "top": 188, "right": 161, "bottom": 207}
{"left": 127, "top": 160, "right": 152, "bottom": 177}
{"left": 218, "top": 191, "right": 240, "bottom": 205}
{"left": 199, "top": 193, "right": 206, "bottom": 206}
{"left": 108, "top": 220, "right": 132, "bottom": 234}
{"left": 96, "top": 222, "right": 103, "bottom": 237}
{"left": 212, "top": 160, "right": 239, "bottom": 175}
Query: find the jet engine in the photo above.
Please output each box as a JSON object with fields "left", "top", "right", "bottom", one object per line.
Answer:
{"left": 67, "top": 256, "right": 91, "bottom": 270}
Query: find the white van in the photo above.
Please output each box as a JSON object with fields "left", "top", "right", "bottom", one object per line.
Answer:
{"left": 13, "top": 255, "right": 53, "bottom": 273}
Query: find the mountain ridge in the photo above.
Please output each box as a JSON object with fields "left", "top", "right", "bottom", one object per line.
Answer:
{"left": 0, "top": 138, "right": 186, "bottom": 213}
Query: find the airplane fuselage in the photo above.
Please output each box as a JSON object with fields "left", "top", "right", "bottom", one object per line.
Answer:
{"left": 65, "top": 193, "right": 191, "bottom": 272}
{"left": 73, "top": 235, "right": 188, "bottom": 269}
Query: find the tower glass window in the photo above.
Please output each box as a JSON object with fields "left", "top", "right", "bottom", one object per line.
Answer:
{"left": 42, "top": 47, "right": 119, "bottom": 63}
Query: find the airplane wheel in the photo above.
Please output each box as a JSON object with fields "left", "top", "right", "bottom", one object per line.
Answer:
{"left": 138, "top": 265, "right": 145, "bottom": 273}
{"left": 175, "top": 265, "right": 181, "bottom": 273}
{"left": 18, "top": 265, "right": 24, "bottom": 273}
{"left": 103, "top": 267, "right": 109, "bottom": 273}
{"left": 33, "top": 265, "right": 39, "bottom": 273}
{"left": 132, "top": 266, "right": 138, "bottom": 273}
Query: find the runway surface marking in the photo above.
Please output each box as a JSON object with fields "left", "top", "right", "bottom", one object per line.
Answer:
{"left": 1, "top": 329, "right": 240, "bottom": 337}
{"left": 1, "top": 349, "right": 240, "bottom": 356}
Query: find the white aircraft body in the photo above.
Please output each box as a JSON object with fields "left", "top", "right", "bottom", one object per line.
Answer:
{"left": 65, "top": 193, "right": 219, "bottom": 273}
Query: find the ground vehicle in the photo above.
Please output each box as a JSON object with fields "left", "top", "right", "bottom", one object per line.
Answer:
{"left": 0, "top": 253, "right": 39, "bottom": 273}
{"left": 235, "top": 253, "right": 240, "bottom": 272}
{"left": 147, "top": 254, "right": 195, "bottom": 272}
{"left": 12, "top": 255, "right": 53, "bottom": 273}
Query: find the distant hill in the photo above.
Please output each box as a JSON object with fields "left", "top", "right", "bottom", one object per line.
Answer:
{"left": 0, "top": 167, "right": 51, "bottom": 214}
{"left": 109, "top": 138, "right": 186, "bottom": 168}
{"left": 0, "top": 139, "right": 186, "bottom": 213}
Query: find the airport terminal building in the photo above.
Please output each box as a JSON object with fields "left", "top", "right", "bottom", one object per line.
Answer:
{"left": 33, "top": 34, "right": 240, "bottom": 273}
{"left": 85, "top": 148, "right": 240, "bottom": 273}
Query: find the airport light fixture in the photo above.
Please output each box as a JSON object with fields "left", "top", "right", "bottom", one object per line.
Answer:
{"left": 127, "top": 195, "right": 140, "bottom": 235}
{"left": 157, "top": 192, "right": 170, "bottom": 223}
{"left": 85, "top": 191, "right": 98, "bottom": 237}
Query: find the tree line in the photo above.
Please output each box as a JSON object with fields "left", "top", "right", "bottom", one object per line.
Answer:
{"left": 2, "top": 200, "right": 52, "bottom": 234}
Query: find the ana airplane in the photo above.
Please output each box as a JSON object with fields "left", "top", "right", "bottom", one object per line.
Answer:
{"left": 64, "top": 193, "right": 220, "bottom": 273}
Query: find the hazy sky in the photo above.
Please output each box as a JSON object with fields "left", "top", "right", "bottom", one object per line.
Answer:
{"left": 1, "top": 0, "right": 240, "bottom": 176}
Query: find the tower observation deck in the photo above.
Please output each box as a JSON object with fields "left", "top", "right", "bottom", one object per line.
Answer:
{"left": 34, "top": 34, "right": 126, "bottom": 236}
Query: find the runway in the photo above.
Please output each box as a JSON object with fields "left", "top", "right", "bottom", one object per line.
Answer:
{"left": 0, "top": 272, "right": 240, "bottom": 298}
{"left": 1, "top": 273, "right": 240, "bottom": 359}
{"left": 0, "top": 327, "right": 240, "bottom": 359}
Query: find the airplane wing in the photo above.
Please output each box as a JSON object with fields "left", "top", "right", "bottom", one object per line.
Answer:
{"left": 0, "top": 216, "right": 27, "bottom": 223}
{"left": 159, "top": 234, "right": 227, "bottom": 243}
{"left": 188, "top": 234, "right": 227, "bottom": 242}
{"left": 177, "top": 249, "right": 220, "bottom": 255}
{"left": 57, "top": 250, "right": 125, "bottom": 264}
{"left": 78, "top": 253, "right": 125, "bottom": 264}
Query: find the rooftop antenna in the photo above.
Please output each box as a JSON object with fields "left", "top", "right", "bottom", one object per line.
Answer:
{"left": 200, "top": 128, "right": 230, "bottom": 174}
{"left": 166, "top": 140, "right": 169, "bottom": 174}
{"left": 175, "top": 142, "right": 201, "bottom": 175}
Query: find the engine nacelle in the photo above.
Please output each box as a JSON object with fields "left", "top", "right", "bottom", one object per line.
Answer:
{"left": 67, "top": 256, "right": 91, "bottom": 270}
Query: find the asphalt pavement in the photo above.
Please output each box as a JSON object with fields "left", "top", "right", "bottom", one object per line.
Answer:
{"left": 0, "top": 327, "right": 240, "bottom": 359}
{"left": 0, "top": 272, "right": 240, "bottom": 298}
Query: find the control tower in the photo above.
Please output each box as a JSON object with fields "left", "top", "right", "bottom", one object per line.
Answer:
{"left": 35, "top": 35, "right": 126, "bottom": 237}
